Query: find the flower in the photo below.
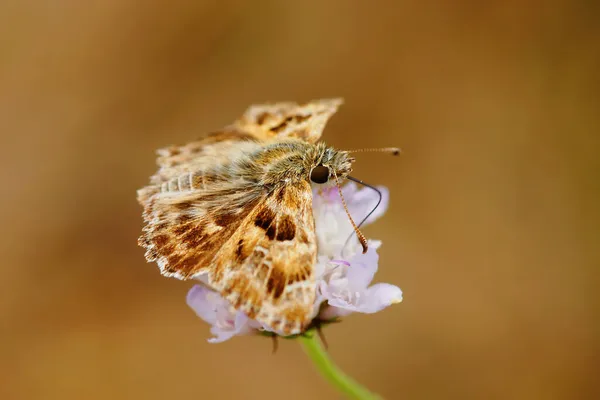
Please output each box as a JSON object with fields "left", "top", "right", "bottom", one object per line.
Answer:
{"left": 186, "top": 285, "right": 264, "bottom": 343}
{"left": 186, "top": 182, "right": 402, "bottom": 342}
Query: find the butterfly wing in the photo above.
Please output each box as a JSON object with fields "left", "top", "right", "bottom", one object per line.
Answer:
{"left": 234, "top": 98, "right": 342, "bottom": 143}
{"left": 211, "top": 180, "right": 317, "bottom": 335}
{"left": 139, "top": 176, "right": 316, "bottom": 335}
{"left": 150, "top": 130, "right": 261, "bottom": 185}
{"left": 139, "top": 177, "right": 264, "bottom": 279}
{"left": 145, "top": 97, "right": 342, "bottom": 187}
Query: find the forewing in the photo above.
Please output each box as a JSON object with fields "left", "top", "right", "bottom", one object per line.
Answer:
{"left": 150, "top": 129, "right": 262, "bottom": 186}
{"left": 210, "top": 180, "right": 317, "bottom": 336}
{"left": 138, "top": 178, "right": 265, "bottom": 280}
{"left": 138, "top": 176, "right": 317, "bottom": 336}
{"left": 234, "top": 98, "right": 342, "bottom": 143}
{"left": 144, "top": 98, "right": 341, "bottom": 191}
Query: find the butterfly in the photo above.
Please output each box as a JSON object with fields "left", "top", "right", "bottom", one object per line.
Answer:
{"left": 137, "top": 98, "right": 390, "bottom": 336}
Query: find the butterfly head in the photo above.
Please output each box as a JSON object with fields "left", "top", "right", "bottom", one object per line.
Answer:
{"left": 310, "top": 144, "right": 401, "bottom": 184}
{"left": 308, "top": 144, "right": 354, "bottom": 185}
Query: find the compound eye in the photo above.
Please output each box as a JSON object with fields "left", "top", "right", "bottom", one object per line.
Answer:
{"left": 310, "top": 165, "right": 330, "bottom": 184}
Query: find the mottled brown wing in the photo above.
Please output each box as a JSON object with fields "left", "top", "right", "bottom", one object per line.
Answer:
{"left": 213, "top": 180, "right": 317, "bottom": 335}
{"left": 137, "top": 131, "right": 264, "bottom": 207}
{"left": 145, "top": 98, "right": 341, "bottom": 190}
{"left": 149, "top": 130, "right": 262, "bottom": 186}
{"left": 233, "top": 98, "right": 343, "bottom": 143}
{"left": 138, "top": 178, "right": 317, "bottom": 336}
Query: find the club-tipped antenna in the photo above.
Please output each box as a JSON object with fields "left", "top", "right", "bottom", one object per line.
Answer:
{"left": 346, "top": 147, "right": 401, "bottom": 155}
{"left": 341, "top": 176, "right": 383, "bottom": 256}
{"left": 346, "top": 176, "right": 383, "bottom": 230}
{"left": 333, "top": 171, "right": 368, "bottom": 254}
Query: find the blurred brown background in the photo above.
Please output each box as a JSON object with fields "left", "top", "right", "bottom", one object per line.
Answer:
{"left": 1, "top": 1, "right": 598, "bottom": 399}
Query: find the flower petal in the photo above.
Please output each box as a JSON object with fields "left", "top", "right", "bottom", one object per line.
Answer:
{"left": 324, "top": 283, "right": 403, "bottom": 318}
{"left": 186, "top": 285, "right": 219, "bottom": 326}
{"left": 208, "top": 311, "right": 249, "bottom": 343}
{"left": 360, "top": 283, "right": 403, "bottom": 313}
{"left": 345, "top": 247, "right": 380, "bottom": 290}
{"left": 318, "top": 304, "right": 353, "bottom": 320}
{"left": 187, "top": 285, "right": 252, "bottom": 343}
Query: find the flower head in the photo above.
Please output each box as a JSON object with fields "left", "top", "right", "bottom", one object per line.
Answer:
{"left": 186, "top": 182, "right": 402, "bottom": 342}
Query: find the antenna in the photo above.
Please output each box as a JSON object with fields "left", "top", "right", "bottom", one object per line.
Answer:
{"left": 341, "top": 176, "right": 383, "bottom": 256}
{"left": 346, "top": 147, "right": 401, "bottom": 155}
{"left": 338, "top": 145, "right": 398, "bottom": 256}
{"left": 346, "top": 176, "right": 383, "bottom": 230}
{"left": 333, "top": 171, "right": 368, "bottom": 254}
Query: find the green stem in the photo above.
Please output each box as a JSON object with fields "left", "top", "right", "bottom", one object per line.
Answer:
{"left": 299, "top": 332, "right": 382, "bottom": 400}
